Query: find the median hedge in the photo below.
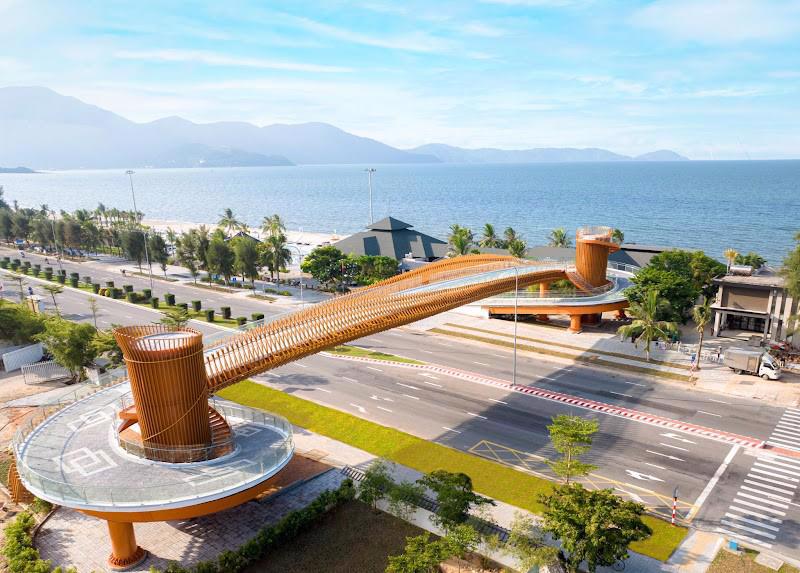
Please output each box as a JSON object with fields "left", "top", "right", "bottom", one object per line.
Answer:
{"left": 218, "top": 380, "right": 687, "bottom": 561}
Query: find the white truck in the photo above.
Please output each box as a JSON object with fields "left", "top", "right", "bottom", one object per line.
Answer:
{"left": 723, "top": 348, "right": 781, "bottom": 380}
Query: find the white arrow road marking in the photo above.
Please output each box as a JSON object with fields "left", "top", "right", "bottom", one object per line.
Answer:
{"left": 661, "top": 432, "right": 697, "bottom": 444}
{"left": 625, "top": 470, "right": 664, "bottom": 482}
{"left": 349, "top": 403, "right": 367, "bottom": 414}
{"left": 646, "top": 450, "right": 685, "bottom": 462}
{"left": 615, "top": 487, "right": 646, "bottom": 504}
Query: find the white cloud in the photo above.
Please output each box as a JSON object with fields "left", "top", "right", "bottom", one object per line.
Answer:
{"left": 113, "top": 49, "right": 352, "bottom": 73}
{"left": 460, "top": 21, "right": 507, "bottom": 37}
{"left": 631, "top": 0, "right": 800, "bottom": 44}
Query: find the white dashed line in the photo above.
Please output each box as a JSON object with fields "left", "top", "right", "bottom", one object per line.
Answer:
{"left": 473, "top": 361, "right": 489, "bottom": 366}
{"left": 442, "top": 426, "right": 461, "bottom": 433}
{"left": 267, "top": 373, "right": 281, "bottom": 378}
{"left": 697, "top": 410, "right": 722, "bottom": 417}
{"left": 709, "top": 399, "right": 730, "bottom": 404}
{"left": 403, "top": 394, "right": 420, "bottom": 400}
{"left": 367, "top": 366, "right": 383, "bottom": 372}
{"left": 488, "top": 398, "right": 508, "bottom": 405}
{"left": 295, "top": 363, "right": 308, "bottom": 369}
{"left": 377, "top": 406, "right": 393, "bottom": 413}
{"left": 645, "top": 462, "right": 666, "bottom": 470}
{"left": 342, "top": 377, "right": 357, "bottom": 383}
{"left": 609, "top": 391, "right": 633, "bottom": 398}
{"left": 659, "top": 442, "right": 689, "bottom": 452}
{"left": 422, "top": 381, "right": 442, "bottom": 387}
{"left": 315, "top": 388, "right": 332, "bottom": 394}
{"left": 397, "top": 383, "right": 419, "bottom": 390}
{"left": 467, "top": 412, "right": 488, "bottom": 420}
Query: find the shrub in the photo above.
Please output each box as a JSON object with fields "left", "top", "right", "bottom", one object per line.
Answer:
{"left": 69, "top": 277, "right": 78, "bottom": 287}
{"left": 192, "top": 300, "right": 202, "bottom": 312}
{"left": 92, "top": 283, "right": 100, "bottom": 294}
{"left": 236, "top": 316, "right": 247, "bottom": 326}
{"left": 205, "top": 309, "right": 215, "bottom": 322}
{"left": 123, "top": 284, "right": 134, "bottom": 293}
{"left": 0, "top": 259, "right": 7, "bottom": 269}
{"left": 151, "top": 297, "right": 159, "bottom": 309}
{"left": 70, "top": 272, "right": 79, "bottom": 280}
{"left": 143, "top": 288, "right": 152, "bottom": 299}
{"left": 82, "top": 276, "right": 91, "bottom": 285}
{"left": 165, "top": 293, "right": 175, "bottom": 306}
{"left": 1, "top": 511, "right": 52, "bottom": 573}
{"left": 126, "top": 292, "right": 136, "bottom": 303}
{"left": 56, "top": 274, "right": 65, "bottom": 284}
{"left": 105, "top": 280, "right": 115, "bottom": 288}
{"left": 221, "top": 306, "right": 231, "bottom": 319}
{"left": 177, "top": 302, "right": 188, "bottom": 311}
{"left": 251, "top": 312, "right": 264, "bottom": 321}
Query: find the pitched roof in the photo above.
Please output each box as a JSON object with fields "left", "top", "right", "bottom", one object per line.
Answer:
{"left": 367, "top": 217, "right": 413, "bottom": 231}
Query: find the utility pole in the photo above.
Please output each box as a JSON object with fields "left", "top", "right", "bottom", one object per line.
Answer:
{"left": 513, "top": 267, "right": 519, "bottom": 386}
{"left": 364, "top": 168, "right": 376, "bottom": 225}
{"left": 49, "top": 210, "right": 64, "bottom": 273}
{"left": 126, "top": 170, "right": 153, "bottom": 291}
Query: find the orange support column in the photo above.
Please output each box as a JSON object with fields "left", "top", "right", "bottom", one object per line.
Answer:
{"left": 106, "top": 521, "right": 147, "bottom": 570}
{"left": 568, "top": 314, "right": 583, "bottom": 333}
{"left": 539, "top": 281, "right": 550, "bottom": 296}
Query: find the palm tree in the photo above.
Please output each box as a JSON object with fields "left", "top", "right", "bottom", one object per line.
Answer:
{"left": 479, "top": 223, "right": 500, "bottom": 248}
{"left": 447, "top": 224, "right": 474, "bottom": 257}
{"left": 617, "top": 290, "right": 678, "bottom": 361}
{"left": 218, "top": 208, "right": 245, "bottom": 237}
{"left": 723, "top": 248, "right": 739, "bottom": 273}
{"left": 692, "top": 297, "right": 712, "bottom": 371}
{"left": 503, "top": 227, "right": 518, "bottom": 247}
{"left": 42, "top": 283, "right": 64, "bottom": 317}
{"left": 261, "top": 214, "right": 286, "bottom": 239}
{"left": 265, "top": 233, "right": 292, "bottom": 282}
{"left": 508, "top": 237, "right": 527, "bottom": 259}
{"left": 548, "top": 227, "right": 572, "bottom": 248}
{"left": 611, "top": 228, "right": 625, "bottom": 245}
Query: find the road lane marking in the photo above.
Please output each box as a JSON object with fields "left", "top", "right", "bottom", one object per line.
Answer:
{"left": 402, "top": 394, "right": 420, "bottom": 400}
{"left": 377, "top": 406, "right": 393, "bottom": 413}
{"left": 697, "top": 410, "right": 722, "bottom": 417}
{"left": 733, "top": 498, "right": 786, "bottom": 516}
{"left": 625, "top": 470, "right": 663, "bottom": 482}
{"left": 743, "top": 479, "right": 795, "bottom": 496}
{"left": 768, "top": 454, "right": 800, "bottom": 468}
{"left": 349, "top": 403, "right": 366, "bottom": 413}
{"left": 776, "top": 421, "right": 800, "bottom": 431}
{"left": 687, "top": 444, "right": 740, "bottom": 521}
{"left": 295, "top": 363, "right": 308, "bottom": 369}
{"left": 367, "top": 366, "right": 383, "bottom": 372}
{"left": 720, "top": 519, "right": 777, "bottom": 539}
{"left": 342, "top": 376, "right": 357, "bottom": 383}
{"left": 728, "top": 506, "right": 782, "bottom": 524}
{"left": 740, "top": 486, "right": 792, "bottom": 503}
{"left": 442, "top": 426, "right": 461, "bottom": 433}
{"left": 749, "top": 468, "right": 799, "bottom": 483}
{"left": 661, "top": 433, "right": 696, "bottom": 444}
{"left": 488, "top": 398, "right": 508, "bottom": 405}
{"left": 724, "top": 513, "right": 780, "bottom": 532}
{"left": 737, "top": 493, "right": 789, "bottom": 509}
{"left": 421, "top": 350, "right": 435, "bottom": 354}
{"left": 436, "top": 342, "right": 454, "bottom": 347}
{"left": 767, "top": 440, "right": 800, "bottom": 451}
{"left": 418, "top": 373, "right": 440, "bottom": 380}
{"left": 645, "top": 450, "right": 685, "bottom": 462}
{"left": 709, "top": 399, "right": 730, "bottom": 404}
{"left": 267, "top": 373, "right": 281, "bottom": 378}
{"left": 315, "top": 388, "right": 333, "bottom": 394}
{"left": 397, "top": 383, "right": 419, "bottom": 390}
{"left": 422, "top": 381, "right": 442, "bottom": 387}
{"left": 609, "top": 391, "right": 633, "bottom": 398}
{"left": 770, "top": 429, "right": 800, "bottom": 440}
{"left": 467, "top": 412, "right": 488, "bottom": 420}
{"left": 473, "top": 361, "right": 489, "bottom": 366}
{"left": 755, "top": 460, "right": 800, "bottom": 475}
{"left": 644, "top": 462, "right": 666, "bottom": 470}
{"left": 659, "top": 442, "right": 689, "bottom": 452}
{"left": 715, "top": 527, "right": 771, "bottom": 549}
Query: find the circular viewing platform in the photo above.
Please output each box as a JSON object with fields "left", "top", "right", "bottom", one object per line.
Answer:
{"left": 13, "top": 382, "right": 293, "bottom": 513}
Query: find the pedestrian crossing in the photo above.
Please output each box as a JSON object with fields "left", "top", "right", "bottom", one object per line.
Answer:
{"left": 716, "top": 407, "right": 800, "bottom": 549}
{"left": 766, "top": 407, "right": 800, "bottom": 451}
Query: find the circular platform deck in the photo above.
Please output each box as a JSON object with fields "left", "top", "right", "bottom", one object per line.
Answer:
{"left": 15, "top": 382, "right": 293, "bottom": 512}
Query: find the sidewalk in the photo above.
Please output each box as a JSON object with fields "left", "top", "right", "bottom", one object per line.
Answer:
{"left": 408, "top": 310, "right": 800, "bottom": 407}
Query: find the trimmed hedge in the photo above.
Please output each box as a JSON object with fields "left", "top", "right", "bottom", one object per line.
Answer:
{"left": 56, "top": 274, "right": 65, "bottom": 284}
{"left": 123, "top": 284, "right": 134, "bottom": 293}
{"left": 236, "top": 317, "right": 247, "bottom": 326}
{"left": 205, "top": 309, "right": 215, "bottom": 322}
{"left": 149, "top": 480, "right": 356, "bottom": 573}
{"left": 2, "top": 510, "right": 78, "bottom": 573}
{"left": 143, "top": 288, "right": 152, "bottom": 300}
{"left": 165, "top": 293, "right": 175, "bottom": 306}
{"left": 177, "top": 302, "right": 189, "bottom": 311}
{"left": 105, "top": 280, "right": 115, "bottom": 288}
{"left": 221, "top": 306, "right": 231, "bottom": 319}
{"left": 251, "top": 312, "right": 265, "bottom": 321}
{"left": 151, "top": 297, "right": 159, "bottom": 309}
{"left": 92, "top": 283, "right": 100, "bottom": 294}
{"left": 192, "top": 300, "right": 202, "bottom": 312}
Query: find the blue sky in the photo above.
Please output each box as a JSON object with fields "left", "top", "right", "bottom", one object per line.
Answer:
{"left": 2, "top": 0, "right": 799, "bottom": 158}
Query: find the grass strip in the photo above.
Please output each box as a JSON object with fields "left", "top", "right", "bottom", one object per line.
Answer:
{"left": 327, "top": 345, "right": 424, "bottom": 364}
{"left": 218, "top": 380, "right": 687, "bottom": 561}
{"left": 430, "top": 328, "right": 692, "bottom": 383}
{"left": 445, "top": 322, "right": 691, "bottom": 371}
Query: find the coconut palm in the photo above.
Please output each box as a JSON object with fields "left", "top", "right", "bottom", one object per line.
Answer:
{"left": 503, "top": 227, "right": 519, "bottom": 247}
{"left": 692, "top": 297, "right": 713, "bottom": 371}
{"left": 616, "top": 290, "right": 678, "bottom": 361}
{"left": 479, "top": 223, "right": 500, "bottom": 248}
{"left": 508, "top": 237, "right": 527, "bottom": 259}
{"left": 261, "top": 214, "right": 286, "bottom": 239}
{"left": 218, "top": 208, "right": 246, "bottom": 237}
{"left": 611, "top": 228, "right": 625, "bottom": 245}
{"left": 261, "top": 233, "right": 292, "bottom": 282}
{"left": 723, "top": 248, "right": 739, "bottom": 272}
{"left": 548, "top": 227, "right": 572, "bottom": 248}
{"left": 447, "top": 224, "right": 474, "bottom": 257}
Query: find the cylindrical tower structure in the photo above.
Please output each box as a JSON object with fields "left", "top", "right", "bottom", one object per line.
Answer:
{"left": 575, "top": 226, "right": 617, "bottom": 288}
{"left": 114, "top": 326, "right": 211, "bottom": 460}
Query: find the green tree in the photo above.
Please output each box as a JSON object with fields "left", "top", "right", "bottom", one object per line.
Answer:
{"left": 692, "top": 297, "right": 713, "bottom": 371}
{"left": 440, "top": 524, "right": 480, "bottom": 571}
{"left": 548, "top": 227, "right": 572, "bottom": 248}
{"left": 264, "top": 232, "right": 292, "bottom": 283}
{"left": 546, "top": 414, "right": 599, "bottom": 484}
{"left": 120, "top": 230, "right": 146, "bottom": 272}
{"left": 301, "top": 246, "right": 346, "bottom": 287}
{"left": 505, "top": 512, "right": 560, "bottom": 572}
{"left": 503, "top": 227, "right": 519, "bottom": 247}
{"left": 540, "top": 484, "right": 651, "bottom": 573}
{"left": 353, "top": 255, "right": 399, "bottom": 285}
{"left": 617, "top": 289, "right": 679, "bottom": 361}
{"left": 34, "top": 317, "right": 97, "bottom": 381}
{"left": 148, "top": 234, "right": 170, "bottom": 278}
{"left": 735, "top": 251, "right": 766, "bottom": 269}
{"left": 781, "top": 232, "right": 800, "bottom": 299}
{"left": 41, "top": 283, "right": 64, "bottom": 316}
{"left": 218, "top": 208, "right": 246, "bottom": 237}
{"left": 625, "top": 267, "right": 697, "bottom": 322}
{"left": 388, "top": 481, "right": 424, "bottom": 521}
{"left": 508, "top": 237, "right": 527, "bottom": 258}
{"left": 479, "top": 223, "right": 500, "bottom": 248}
{"left": 90, "top": 329, "right": 123, "bottom": 366}
{"left": 647, "top": 250, "right": 725, "bottom": 299}
{"left": 0, "top": 301, "right": 45, "bottom": 344}
{"left": 0, "top": 209, "right": 13, "bottom": 241}
{"left": 175, "top": 232, "right": 201, "bottom": 283}
{"left": 206, "top": 238, "right": 235, "bottom": 285}
{"left": 160, "top": 307, "right": 191, "bottom": 328}
{"left": 359, "top": 458, "right": 395, "bottom": 510}
{"left": 261, "top": 213, "right": 286, "bottom": 238}
{"left": 386, "top": 533, "right": 446, "bottom": 573}
{"left": 232, "top": 236, "right": 261, "bottom": 286}
{"left": 611, "top": 228, "right": 625, "bottom": 245}
{"left": 87, "top": 296, "right": 100, "bottom": 329}
{"left": 447, "top": 224, "right": 474, "bottom": 257}
{"left": 0, "top": 185, "right": 7, "bottom": 210}
{"left": 418, "top": 470, "right": 493, "bottom": 531}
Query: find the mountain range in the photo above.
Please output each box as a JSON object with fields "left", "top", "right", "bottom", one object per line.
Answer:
{"left": 0, "top": 86, "right": 689, "bottom": 169}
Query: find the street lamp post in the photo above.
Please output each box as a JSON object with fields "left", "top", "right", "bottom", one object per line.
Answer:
{"left": 125, "top": 170, "right": 154, "bottom": 291}
{"left": 364, "top": 168, "right": 376, "bottom": 225}
{"left": 287, "top": 245, "right": 305, "bottom": 309}
{"left": 512, "top": 266, "right": 519, "bottom": 386}
{"left": 48, "top": 210, "right": 63, "bottom": 273}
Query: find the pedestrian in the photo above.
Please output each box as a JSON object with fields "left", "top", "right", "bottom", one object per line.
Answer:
{"left": 27, "top": 286, "right": 33, "bottom": 296}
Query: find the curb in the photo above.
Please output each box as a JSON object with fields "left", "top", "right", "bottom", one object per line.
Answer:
{"left": 321, "top": 352, "right": 764, "bottom": 449}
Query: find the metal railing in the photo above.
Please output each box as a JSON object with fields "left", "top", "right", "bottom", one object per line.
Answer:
{"left": 21, "top": 360, "right": 70, "bottom": 385}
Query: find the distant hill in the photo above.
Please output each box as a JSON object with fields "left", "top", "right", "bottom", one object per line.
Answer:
{"left": 0, "top": 166, "right": 36, "bottom": 173}
{"left": 409, "top": 143, "right": 689, "bottom": 163}
{"left": 151, "top": 144, "right": 293, "bottom": 168}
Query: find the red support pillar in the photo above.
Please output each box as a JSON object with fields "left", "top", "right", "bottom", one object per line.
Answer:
{"left": 568, "top": 314, "right": 583, "bottom": 333}
{"left": 107, "top": 521, "right": 147, "bottom": 570}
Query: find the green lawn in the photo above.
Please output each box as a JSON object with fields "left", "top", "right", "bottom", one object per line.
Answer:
{"left": 326, "top": 345, "right": 424, "bottom": 364}
{"left": 709, "top": 548, "right": 800, "bottom": 573}
{"left": 218, "top": 380, "right": 687, "bottom": 562}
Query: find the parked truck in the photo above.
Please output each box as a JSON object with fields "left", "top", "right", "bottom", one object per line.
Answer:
{"left": 723, "top": 348, "right": 781, "bottom": 380}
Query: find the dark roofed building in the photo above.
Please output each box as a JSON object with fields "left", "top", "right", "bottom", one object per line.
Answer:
{"left": 334, "top": 217, "right": 448, "bottom": 262}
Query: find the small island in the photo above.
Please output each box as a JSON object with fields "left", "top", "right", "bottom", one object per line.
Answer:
{"left": 0, "top": 166, "right": 37, "bottom": 173}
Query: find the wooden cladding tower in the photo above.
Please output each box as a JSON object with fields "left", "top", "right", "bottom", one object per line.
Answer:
{"left": 574, "top": 226, "right": 620, "bottom": 288}
{"left": 114, "top": 326, "right": 211, "bottom": 460}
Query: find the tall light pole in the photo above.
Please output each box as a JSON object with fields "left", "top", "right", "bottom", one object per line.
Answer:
{"left": 364, "top": 168, "right": 376, "bottom": 224}
{"left": 125, "top": 170, "right": 154, "bottom": 291}
{"left": 48, "top": 210, "right": 64, "bottom": 273}
{"left": 512, "top": 266, "right": 519, "bottom": 386}
{"left": 287, "top": 245, "right": 305, "bottom": 309}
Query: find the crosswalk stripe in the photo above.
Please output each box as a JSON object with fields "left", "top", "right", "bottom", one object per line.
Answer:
{"left": 770, "top": 429, "right": 800, "bottom": 441}
{"left": 720, "top": 520, "right": 777, "bottom": 539}
{"left": 749, "top": 467, "right": 799, "bottom": 483}
{"left": 728, "top": 506, "right": 782, "bottom": 524}
{"left": 724, "top": 513, "right": 780, "bottom": 532}
{"left": 787, "top": 407, "right": 800, "bottom": 414}
{"left": 733, "top": 498, "right": 786, "bottom": 516}
{"left": 780, "top": 415, "right": 800, "bottom": 424}
{"left": 740, "top": 486, "right": 792, "bottom": 503}
{"left": 766, "top": 440, "right": 800, "bottom": 451}
{"left": 776, "top": 421, "right": 800, "bottom": 431}
{"left": 755, "top": 460, "right": 800, "bottom": 475}
{"left": 737, "top": 492, "right": 789, "bottom": 508}
{"left": 715, "top": 527, "right": 772, "bottom": 549}
{"left": 768, "top": 454, "right": 800, "bottom": 469}
{"left": 743, "top": 479, "right": 796, "bottom": 496}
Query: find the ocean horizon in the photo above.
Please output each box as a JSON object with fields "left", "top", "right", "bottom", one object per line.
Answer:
{"left": 3, "top": 160, "right": 798, "bottom": 264}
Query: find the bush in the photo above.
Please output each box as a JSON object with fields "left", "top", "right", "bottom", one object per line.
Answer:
{"left": 143, "top": 288, "right": 152, "bottom": 299}
{"left": 123, "top": 284, "right": 134, "bottom": 293}
{"left": 105, "top": 280, "right": 115, "bottom": 288}
{"left": 69, "top": 272, "right": 79, "bottom": 280}
{"left": 221, "top": 306, "right": 231, "bottom": 319}
{"left": 126, "top": 292, "right": 136, "bottom": 303}
{"left": 165, "top": 293, "right": 175, "bottom": 306}
{"left": 82, "top": 276, "right": 91, "bottom": 285}
{"left": 1, "top": 511, "right": 52, "bottom": 573}
{"left": 192, "top": 300, "right": 202, "bottom": 312}
{"left": 177, "top": 302, "right": 188, "bottom": 311}
{"left": 44, "top": 270, "right": 53, "bottom": 280}
{"left": 251, "top": 312, "right": 264, "bottom": 321}
{"left": 0, "top": 259, "right": 7, "bottom": 269}
{"left": 56, "top": 274, "right": 65, "bottom": 284}
{"left": 205, "top": 309, "right": 215, "bottom": 322}
{"left": 236, "top": 316, "right": 247, "bottom": 326}
{"left": 69, "top": 277, "right": 78, "bottom": 288}
{"left": 92, "top": 283, "right": 100, "bottom": 294}
{"left": 151, "top": 297, "right": 159, "bottom": 309}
